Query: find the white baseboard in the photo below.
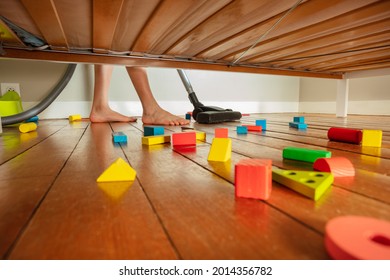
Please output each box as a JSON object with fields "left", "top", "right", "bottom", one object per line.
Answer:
{"left": 22, "top": 101, "right": 300, "bottom": 119}
{"left": 299, "top": 100, "right": 390, "bottom": 115}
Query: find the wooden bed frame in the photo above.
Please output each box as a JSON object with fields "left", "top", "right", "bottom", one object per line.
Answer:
{"left": 1, "top": 0, "right": 390, "bottom": 79}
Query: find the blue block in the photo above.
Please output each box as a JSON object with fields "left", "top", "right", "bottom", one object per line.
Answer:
{"left": 25, "top": 116, "right": 39, "bottom": 123}
{"left": 112, "top": 132, "right": 127, "bottom": 143}
{"left": 237, "top": 126, "right": 248, "bottom": 134}
{"left": 144, "top": 126, "right": 164, "bottom": 136}
{"left": 255, "top": 119, "right": 267, "bottom": 130}
{"left": 289, "top": 122, "right": 307, "bottom": 129}
{"left": 293, "top": 116, "right": 305, "bottom": 123}
{"left": 185, "top": 113, "right": 191, "bottom": 120}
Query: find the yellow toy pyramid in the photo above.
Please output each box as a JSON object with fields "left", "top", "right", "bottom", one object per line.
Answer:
{"left": 97, "top": 158, "right": 136, "bottom": 182}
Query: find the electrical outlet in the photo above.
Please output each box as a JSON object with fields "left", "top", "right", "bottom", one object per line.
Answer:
{"left": 1, "top": 83, "right": 21, "bottom": 96}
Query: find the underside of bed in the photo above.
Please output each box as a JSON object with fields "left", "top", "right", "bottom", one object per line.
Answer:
{"left": 1, "top": 0, "right": 390, "bottom": 79}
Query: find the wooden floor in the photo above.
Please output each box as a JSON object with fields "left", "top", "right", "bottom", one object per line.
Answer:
{"left": 1, "top": 113, "right": 389, "bottom": 260}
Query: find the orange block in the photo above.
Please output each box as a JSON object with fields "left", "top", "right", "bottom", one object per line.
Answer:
{"left": 235, "top": 158, "right": 272, "bottom": 200}
{"left": 171, "top": 131, "right": 196, "bottom": 146}
{"left": 313, "top": 157, "right": 355, "bottom": 177}
{"left": 325, "top": 216, "right": 390, "bottom": 259}
{"left": 215, "top": 128, "right": 228, "bottom": 138}
{"left": 243, "top": 125, "right": 262, "bottom": 132}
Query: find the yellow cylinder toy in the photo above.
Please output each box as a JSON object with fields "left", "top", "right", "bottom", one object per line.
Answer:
{"left": 69, "top": 114, "right": 82, "bottom": 122}
{"left": 19, "top": 122, "right": 37, "bottom": 133}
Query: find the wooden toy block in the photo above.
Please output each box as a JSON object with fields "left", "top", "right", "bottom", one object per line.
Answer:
{"left": 97, "top": 158, "right": 136, "bottom": 182}
{"left": 69, "top": 114, "right": 81, "bottom": 122}
{"left": 172, "top": 131, "right": 196, "bottom": 146}
{"left": 362, "top": 129, "right": 382, "bottom": 147}
{"left": 142, "top": 135, "right": 171, "bottom": 146}
{"left": 185, "top": 113, "right": 191, "bottom": 120}
{"left": 112, "top": 132, "right": 127, "bottom": 143}
{"left": 195, "top": 131, "right": 206, "bottom": 141}
{"left": 325, "top": 216, "right": 390, "bottom": 260}
{"left": 215, "top": 128, "right": 228, "bottom": 138}
{"left": 327, "top": 127, "right": 362, "bottom": 144}
{"left": 243, "top": 125, "right": 262, "bottom": 132}
{"left": 289, "top": 122, "right": 307, "bottom": 129}
{"left": 208, "top": 138, "right": 232, "bottom": 162}
{"left": 272, "top": 168, "right": 334, "bottom": 201}
{"left": 144, "top": 126, "right": 164, "bottom": 137}
{"left": 236, "top": 126, "right": 248, "bottom": 134}
{"left": 293, "top": 116, "right": 305, "bottom": 123}
{"left": 283, "top": 146, "right": 331, "bottom": 163}
{"left": 25, "top": 115, "right": 39, "bottom": 123}
{"left": 19, "top": 122, "right": 37, "bottom": 133}
{"left": 255, "top": 119, "right": 267, "bottom": 130}
{"left": 314, "top": 157, "right": 355, "bottom": 177}
{"left": 235, "top": 158, "right": 272, "bottom": 200}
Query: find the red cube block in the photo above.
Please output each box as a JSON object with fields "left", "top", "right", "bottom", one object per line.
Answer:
{"left": 235, "top": 158, "right": 272, "bottom": 200}
{"left": 215, "top": 128, "right": 228, "bottom": 138}
{"left": 171, "top": 131, "right": 196, "bottom": 146}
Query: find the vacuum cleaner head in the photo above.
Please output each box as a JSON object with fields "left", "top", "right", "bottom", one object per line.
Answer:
{"left": 193, "top": 106, "right": 242, "bottom": 124}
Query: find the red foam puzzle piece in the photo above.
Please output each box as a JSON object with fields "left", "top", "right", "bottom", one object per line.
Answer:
{"left": 313, "top": 157, "right": 355, "bottom": 177}
{"left": 327, "top": 127, "right": 362, "bottom": 144}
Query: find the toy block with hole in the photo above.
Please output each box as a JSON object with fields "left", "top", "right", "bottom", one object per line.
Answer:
{"left": 289, "top": 122, "right": 307, "bottom": 129}
{"left": 112, "top": 132, "right": 127, "bottom": 143}
{"left": 235, "top": 158, "right": 272, "bottom": 200}
{"left": 144, "top": 126, "right": 164, "bottom": 137}
{"left": 283, "top": 146, "right": 331, "bottom": 163}
{"left": 362, "top": 129, "right": 382, "bottom": 147}
{"left": 208, "top": 138, "right": 232, "bottom": 162}
{"left": 272, "top": 168, "right": 334, "bottom": 201}
{"left": 215, "top": 128, "right": 228, "bottom": 138}
{"left": 243, "top": 125, "right": 262, "bottom": 132}
{"left": 195, "top": 131, "right": 206, "bottom": 141}
{"left": 328, "top": 127, "right": 362, "bottom": 144}
{"left": 314, "top": 157, "right": 355, "bottom": 177}
{"left": 19, "top": 122, "right": 37, "bottom": 133}
{"left": 97, "top": 158, "right": 136, "bottom": 182}
{"left": 237, "top": 126, "right": 248, "bottom": 134}
{"left": 142, "top": 135, "right": 171, "bottom": 146}
{"left": 172, "top": 131, "right": 196, "bottom": 146}
{"left": 255, "top": 119, "right": 267, "bottom": 130}
{"left": 293, "top": 116, "right": 305, "bottom": 123}
{"left": 69, "top": 114, "right": 81, "bottom": 122}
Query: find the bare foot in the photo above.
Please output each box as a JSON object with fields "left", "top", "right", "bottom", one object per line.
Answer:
{"left": 142, "top": 108, "right": 190, "bottom": 126}
{"left": 90, "top": 108, "right": 137, "bottom": 123}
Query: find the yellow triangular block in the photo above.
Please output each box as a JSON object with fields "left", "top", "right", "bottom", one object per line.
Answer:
{"left": 97, "top": 158, "right": 136, "bottom": 182}
{"left": 208, "top": 138, "right": 231, "bottom": 162}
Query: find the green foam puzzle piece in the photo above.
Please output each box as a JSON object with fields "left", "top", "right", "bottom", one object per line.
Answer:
{"left": 283, "top": 147, "right": 331, "bottom": 163}
{"left": 272, "top": 168, "right": 334, "bottom": 201}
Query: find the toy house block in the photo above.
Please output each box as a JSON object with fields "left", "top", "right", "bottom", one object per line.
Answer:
{"left": 243, "top": 125, "right": 262, "bottom": 132}
{"left": 97, "top": 158, "right": 136, "bottom": 182}
{"left": 215, "top": 128, "right": 228, "bottom": 138}
{"left": 362, "top": 130, "right": 382, "bottom": 147}
{"left": 208, "top": 138, "right": 232, "bottom": 162}
{"left": 293, "top": 116, "right": 305, "bottom": 123}
{"left": 283, "top": 146, "right": 331, "bottom": 163}
{"left": 69, "top": 114, "right": 81, "bottom": 122}
{"left": 185, "top": 113, "right": 191, "bottom": 120}
{"left": 328, "top": 127, "right": 362, "bottom": 144}
{"left": 142, "top": 135, "right": 171, "bottom": 146}
{"left": 314, "top": 157, "right": 355, "bottom": 177}
{"left": 144, "top": 126, "right": 164, "bottom": 137}
{"left": 235, "top": 158, "right": 272, "bottom": 200}
{"left": 289, "top": 122, "right": 307, "bottom": 129}
{"left": 112, "top": 132, "right": 127, "bottom": 143}
{"left": 272, "top": 168, "right": 334, "bottom": 201}
{"left": 255, "top": 119, "right": 267, "bottom": 130}
{"left": 195, "top": 131, "right": 206, "bottom": 141}
{"left": 237, "top": 126, "right": 248, "bottom": 134}
{"left": 171, "top": 131, "right": 196, "bottom": 146}
{"left": 19, "top": 122, "right": 37, "bottom": 133}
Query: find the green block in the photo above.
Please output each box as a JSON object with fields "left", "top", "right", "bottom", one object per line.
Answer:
{"left": 283, "top": 147, "right": 331, "bottom": 163}
{"left": 272, "top": 169, "right": 334, "bottom": 201}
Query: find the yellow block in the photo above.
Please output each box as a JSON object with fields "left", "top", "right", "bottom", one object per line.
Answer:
{"left": 19, "top": 122, "right": 37, "bottom": 133}
{"left": 208, "top": 138, "right": 231, "bottom": 162}
{"left": 142, "top": 135, "right": 171, "bottom": 145}
{"left": 69, "top": 114, "right": 82, "bottom": 122}
{"left": 97, "top": 158, "right": 136, "bottom": 182}
{"left": 362, "top": 129, "right": 382, "bottom": 147}
{"left": 195, "top": 131, "right": 206, "bottom": 141}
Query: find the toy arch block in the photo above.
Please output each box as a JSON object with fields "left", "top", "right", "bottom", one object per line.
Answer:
{"left": 235, "top": 158, "right": 272, "bottom": 200}
{"left": 208, "top": 138, "right": 231, "bottom": 162}
{"left": 97, "top": 158, "right": 136, "bottom": 182}
{"left": 215, "top": 128, "right": 228, "bottom": 138}
{"left": 327, "top": 127, "right": 362, "bottom": 144}
{"left": 272, "top": 168, "right": 334, "bottom": 201}
{"left": 362, "top": 130, "right": 382, "bottom": 147}
{"left": 314, "top": 157, "right": 355, "bottom": 177}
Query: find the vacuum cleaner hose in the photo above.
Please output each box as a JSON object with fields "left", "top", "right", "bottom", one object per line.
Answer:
{"left": 1, "top": 64, "right": 77, "bottom": 126}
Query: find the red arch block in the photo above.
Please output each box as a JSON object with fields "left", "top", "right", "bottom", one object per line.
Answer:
{"left": 313, "top": 157, "right": 355, "bottom": 177}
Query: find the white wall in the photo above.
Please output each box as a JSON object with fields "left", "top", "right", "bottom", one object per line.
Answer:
{"left": 0, "top": 59, "right": 300, "bottom": 119}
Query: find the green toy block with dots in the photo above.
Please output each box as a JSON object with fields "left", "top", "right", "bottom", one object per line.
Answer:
{"left": 272, "top": 168, "right": 334, "bottom": 201}
{"left": 283, "top": 147, "right": 331, "bottom": 163}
